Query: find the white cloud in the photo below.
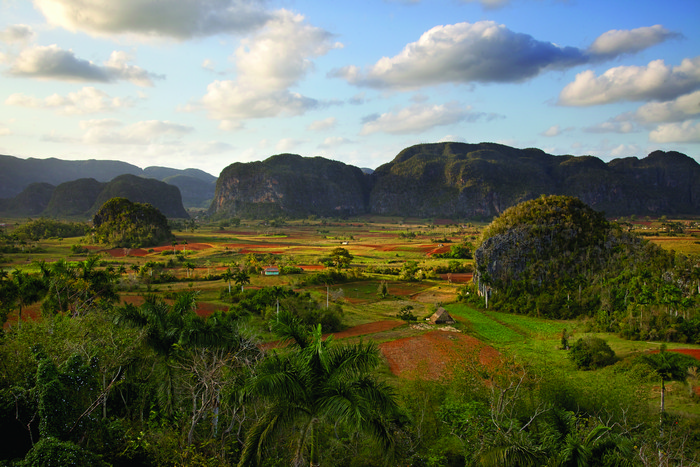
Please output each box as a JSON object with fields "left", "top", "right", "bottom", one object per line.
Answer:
{"left": 360, "top": 102, "right": 484, "bottom": 135}
{"left": 307, "top": 117, "right": 337, "bottom": 131}
{"left": 81, "top": 119, "right": 193, "bottom": 144}
{"left": 559, "top": 56, "right": 700, "bottom": 106}
{"left": 0, "top": 126, "right": 11, "bottom": 136}
{"left": 6, "top": 86, "right": 133, "bottom": 114}
{"left": 649, "top": 121, "right": 700, "bottom": 143}
{"left": 541, "top": 125, "right": 574, "bottom": 137}
{"left": 3, "top": 45, "right": 163, "bottom": 86}
{"left": 319, "top": 136, "right": 352, "bottom": 148}
{"left": 633, "top": 90, "right": 700, "bottom": 123}
{"left": 0, "top": 24, "right": 35, "bottom": 44}
{"left": 333, "top": 21, "right": 587, "bottom": 90}
{"left": 275, "top": 138, "right": 304, "bottom": 152}
{"left": 199, "top": 11, "right": 340, "bottom": 121}
{"left": 33, "top": 0, "right": 270, "bottom": 39}
{"left": 583, "top": 121, "right": 636, "bottom": 134}
{"left": 588, "top": 25, "right": 681, "bottom": 59}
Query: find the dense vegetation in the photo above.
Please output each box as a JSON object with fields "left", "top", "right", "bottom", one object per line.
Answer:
{"left": 91, "top": 197, "right": 174, "bottom": 248}
{"left": 472, "top": 195, "right": 700, "bottom": 343}
{"left": 0, "top": 207, "right": 699, "bottom": 466}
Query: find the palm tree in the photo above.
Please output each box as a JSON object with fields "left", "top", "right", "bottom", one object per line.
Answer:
{"left": 238, "top": 312, "right": 399, "bottom": 467}
{"left": 221, "top": 268, "right": 235, "bottom": 294}
{"left": 5, "top": 269, "right": 45, "bottom": 327}
{"left": 641, "top": 344, "right": 696, "bottom": 415}
{"left": 234, "top": 269, "right": 251, "bottom": 293}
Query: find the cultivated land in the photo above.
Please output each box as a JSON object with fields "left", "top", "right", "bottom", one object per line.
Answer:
{"left": 2, "top": 215, "right": 700, "bottom": 416}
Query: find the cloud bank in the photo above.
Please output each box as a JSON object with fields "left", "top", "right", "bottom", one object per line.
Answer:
{"left": 333, "top": 21, "right": 676, "bottom": 90}
{"left": 2, "top": 46, "right": 163, "bottom": 86}
{"left": 33, "top": 0, "right": 271, "bottom": 39}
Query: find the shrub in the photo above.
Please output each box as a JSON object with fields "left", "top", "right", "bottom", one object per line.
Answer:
{"left": 569, "top": 336, "right": 616, "bottom": 370}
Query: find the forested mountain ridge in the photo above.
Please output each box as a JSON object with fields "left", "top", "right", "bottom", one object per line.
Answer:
{"left": 211, "top": 142, "right": 700, "bottom": 219}
{"left": 0, "top": 174, "right": 189, "bottom": 219}
{"left": 3, "top": 142, "right": 699, "bottom": 219}
{"left": 209, "top": 153, "right": 371, "bottom": 218}
{"left": 0, "top": 154, "right": 216, "bottom": 209}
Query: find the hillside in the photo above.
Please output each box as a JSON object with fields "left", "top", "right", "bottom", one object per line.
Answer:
{"left": 209, "top": 154, "right": 370, "bottom": 218}
{"left": 0, "top": 155, "right": 215, "bottom": 209}
{"left": 1, "top": 175, "right": 189, "bottom": 219}
{"left": 209, "top": 142, "right": 700, "bottom": 219}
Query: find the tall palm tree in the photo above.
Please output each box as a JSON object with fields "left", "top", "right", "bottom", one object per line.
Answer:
{"left": 222, "top": 268, "right": 235, "bottom": 294}
{"left": 238, "top": 311, "right": 399, "bottom": 467}
{"left": 234, "top": 269, "right": 251, "bottom": 292}
{"left": 5, "top": 269, "right": 45, "bottom": 327}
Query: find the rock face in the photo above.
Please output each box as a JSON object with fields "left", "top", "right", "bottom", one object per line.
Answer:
{"left": 210, "top": 143, "right": 700, "bottom": 219}
{"left": 209, "top": 154, "right": 370, "bottom": 218}
{"left": 368, "top": 142, "right": 700, "bottom": 218}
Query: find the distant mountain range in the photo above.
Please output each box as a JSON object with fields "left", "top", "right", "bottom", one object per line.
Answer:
{"left": 2, "top": 142, "right": 699, "bottom": 220}
{"left": 0, "top": 155, "right": 216, "bottom": 211}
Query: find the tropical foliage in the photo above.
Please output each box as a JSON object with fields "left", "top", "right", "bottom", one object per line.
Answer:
{"left": 91, "top": 197, "right": 174, "bottom": 248}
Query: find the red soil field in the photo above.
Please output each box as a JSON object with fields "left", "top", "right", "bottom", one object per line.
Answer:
{"left": 380, "top": 330, "right": 500, "bottom": 380}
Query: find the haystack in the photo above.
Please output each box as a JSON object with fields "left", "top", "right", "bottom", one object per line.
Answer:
{"left": 429, "top": 307, "right": 455, "bottom": 324}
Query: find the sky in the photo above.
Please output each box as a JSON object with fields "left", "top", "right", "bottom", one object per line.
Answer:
{"left": 0, "top": 0, "right": 698, "bottom": 177}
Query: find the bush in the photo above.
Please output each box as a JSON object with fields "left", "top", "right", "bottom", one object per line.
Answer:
{"left": 569, "top": 336, "right": 616, "bottom": 370}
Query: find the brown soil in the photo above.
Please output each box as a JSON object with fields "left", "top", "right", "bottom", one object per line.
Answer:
{"left": 330, "top": 320, "right": 404, "bottom": 339}
{"left": 379, "top": 330, "right": 500, "bottom": 380}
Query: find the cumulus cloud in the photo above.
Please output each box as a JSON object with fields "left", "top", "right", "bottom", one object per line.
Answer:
{"left": 6, "top": 86, "right": 133, "bottom": 114}
{"left": 0, "top": 24, "right": 35, "bottom": 44}
{"left": 559, "top": 56, "right": 700, "bottom": 106}
{"left": 632, "top": 89, "right": 700, "bottom": 123}
{"left": 81, "top": 119, "right": 193, "bottom": 144}
{"left": 541, "top": 125, "right": 573, "bottom": 137}
{"left": 649, "top": 121, "right": 700, "bottom": 143}
{"left": 360, "top": 102, "right": 487, "bottom": 135}
{"left": 319, "top": 136, "right": 352, "bottom": 148}
{"left": 588, "top": 25, "right": 681, "bottom": 60}
{"left": 307, "top": 117, "right": 337, "bottom": 131}
{"left": 333, "top": 21, "right": 588, "bottom": 89}
{"left": 2, "top": 45, "right": 163, "bottom": 86}
{"left": 583, "top": 121, "right": 636, "bottom": 134}
{"left": 275, "top": 138, "right": 304, "bottom": 152}
{"left": 33, "top": 0, "right": 270, "bottom": 39}
{"left": 333, "top": 21, "right": 678, "bottom": 91}
{"left": 199, "top": 11, "right": 340, "bottom": 121}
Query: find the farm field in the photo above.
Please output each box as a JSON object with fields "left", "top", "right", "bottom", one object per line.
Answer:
{"left": 2, "top": 214, "right": 700, "bottom": 448}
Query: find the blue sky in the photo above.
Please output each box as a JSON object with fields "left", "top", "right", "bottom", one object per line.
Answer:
{"left": 0, "top": 0, "right": 698, "bottom": 177}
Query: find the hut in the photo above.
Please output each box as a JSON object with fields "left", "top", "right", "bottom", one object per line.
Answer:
{"left": 429, "top": 307, "right": 455, "bottom": 324}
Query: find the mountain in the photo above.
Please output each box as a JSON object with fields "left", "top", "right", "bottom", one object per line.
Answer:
{"left": 210, "top": 142, "right": 700, "bottom": 219}
{"left": 0, "top": 155, "right": 216, "bottom": 208}
{"left": 2, "top": 175, "right": 189, "bottom": 219}
{"left": 209, "top": 154, "right": 370, "bottom": 218}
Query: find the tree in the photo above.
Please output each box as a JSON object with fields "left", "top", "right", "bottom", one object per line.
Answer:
{"left": 234, "top": 269, "right": 251, "bottom": 292}
{"left": 238, "top": 312, "right": 399, "bottom": 467}
{"left": 641, "top": 344, "right": 697, "bottom": 414}
{"left": 329, "top": 247, "right": 353, "bottom": 270}
{"left": 3, "top": 269, "right": 45, "bottom": 328}
{"left": 377, "top": 280, "right": 389, "bottom": 299}
{"left": 569, "top": 337, "right": 616, "bottom": 370}
{"left": 222, "top": 268, "right": 235, "bottom": 294}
